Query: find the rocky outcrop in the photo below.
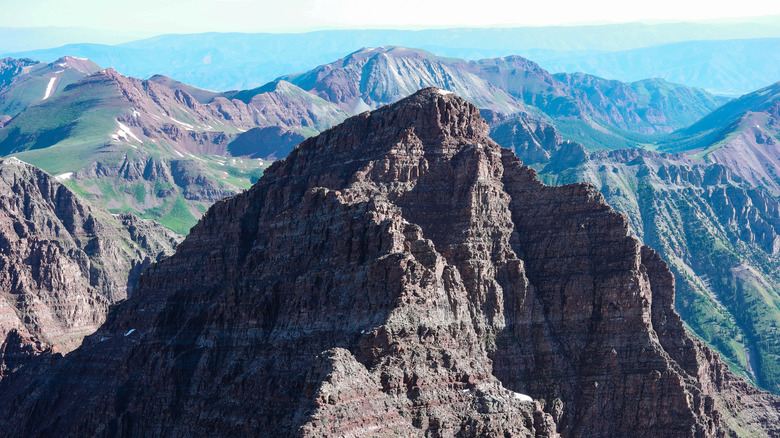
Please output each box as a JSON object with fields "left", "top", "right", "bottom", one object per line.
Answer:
{"left": 502, "top": 113, "right": 780, "bottom": 395}
{"left": 1, "top": 89, "right": 778, "bottom": 437}
{"left": 0, "top": 157, "right": 180, "bottom": 373}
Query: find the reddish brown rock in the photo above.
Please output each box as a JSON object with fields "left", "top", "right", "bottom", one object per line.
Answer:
{"left": 0, "top": 89, "right": 777, "bottom": 437}
{"left": 0, "top": 157, "right": 180, "bottom": 371}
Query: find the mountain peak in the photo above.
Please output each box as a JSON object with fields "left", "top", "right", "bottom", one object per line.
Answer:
{"left": 50, "top": 56, "right": 101, "bottom": 74}
{"left": 265, "top": 87, "right": 489, "bottom": 185}
{"left": 369, "top": 86, "right": 487, "bottom": 137}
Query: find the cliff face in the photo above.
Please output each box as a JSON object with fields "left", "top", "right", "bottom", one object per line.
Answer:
{"left": 0, "top": 157, "right": 180, "bottom": 375}
{"left": 503, "top": 112, "right": 780, "bottom": 395}
{"left": 1, "top": 89, "right": 778, "bottom": 437}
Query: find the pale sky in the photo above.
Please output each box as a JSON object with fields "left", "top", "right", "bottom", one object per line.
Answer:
{"left": 1, "top": 0, "right": 780, "bottom": 33}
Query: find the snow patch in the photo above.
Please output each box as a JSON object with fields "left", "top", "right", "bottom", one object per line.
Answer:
{"left": 73, "top": 57, "right": 88, "bottom": 61}
{"left": 168, "top": 116, "right": 195, "bottom": 130}
{"left": 132, "top": 109, "right": 141, "bottom": 118}
{"left": 55, "top": 172, "right": 73, "bottom": 181}
{"left": 43, "top": 77, "right": 57, "bottom": 100}
{"left": 6, "top": 157, "right": 30, "bottom": 166}
{"left": 124, "top": 329, "right": 136, "bottom": 337}
{"left": 512, "top": 392, "right": 533, "bottom": 402}
{"left": 437, "top": 89, "right": 453, "bottom": 95}
{"left": 54, "top": 70, "right": 64, "bottom": 74}
{"left": 173, "top": 150, "right": 185, "bottom": 158}
{"left": 116, "top": 121, "right": 142, "bottom": 143}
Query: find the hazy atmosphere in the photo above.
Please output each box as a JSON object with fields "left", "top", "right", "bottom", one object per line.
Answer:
{"left": 3, "top": 0, "right": 780, "bottom": 33}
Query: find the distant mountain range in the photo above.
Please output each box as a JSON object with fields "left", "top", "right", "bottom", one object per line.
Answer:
{"left": 0, "top": 27, "right": 153, "bottom": 54}
{"left": 6, "top": 22, "right": 780, "bottom": 95}
{"left": 281, "top": 46, "right": 726, "bottom": 145}
{"left": 0, "top": 63, "right": 342, "bottom": 233}
{"left": 0, "top": 56, "right": 100, "bottom": 118}
{"left": 528, "top": 38, "right": 780, "bottom": 96}
{"left": 0, "top": 45, "right": 754, "bottom": 235}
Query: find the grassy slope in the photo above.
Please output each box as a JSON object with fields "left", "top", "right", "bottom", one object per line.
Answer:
{"left": 0, "top": 73, "right": 268, "bottom": 235}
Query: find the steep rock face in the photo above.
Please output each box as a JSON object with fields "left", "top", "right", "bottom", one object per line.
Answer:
{"left": 0, "top": 157, "right": 180, "bottom": 371}
{"left": 1, "top": 89, "right": 778, "bottom": 437}
{"left": 506, "top": 116, "right": 780, "bottom": 394}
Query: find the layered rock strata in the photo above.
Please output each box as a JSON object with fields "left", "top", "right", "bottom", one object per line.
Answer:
{"left": 0, "top": 157, "right": 180, "bottom": 374}
{"left": 0, "top": 89, "right": 778, "bottom": 437}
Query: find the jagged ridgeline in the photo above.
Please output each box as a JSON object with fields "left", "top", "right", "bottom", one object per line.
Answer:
{"left": 1, "top": 89, "right": 777, "bottom": 437}
{"left": 0, "top": 157, "right": 180, "bottom": 376}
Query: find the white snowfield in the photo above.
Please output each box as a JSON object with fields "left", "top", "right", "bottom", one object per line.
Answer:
{"left": 55, "top": 172, "right": 73, "bottom": 181}
{"left": 43, "top": 77, "right": 57, "bottom": 100}
{"left": 116, "top": 121, "right": 143, "bottom": 143}
{"left": 513, "top": 392, "right": 533, "bottom": 402}
{"left": 168, "top": 116, "right": 195, "bottom": 130}
{"left": 437, "top": 89, "right": 453, "bottom": 95}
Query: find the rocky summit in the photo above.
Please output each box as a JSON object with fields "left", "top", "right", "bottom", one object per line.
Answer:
{"left": 1, "top": 88, "right": 779, "bottom": 437}
{"left": 0, "top": 157, "right": 180, "bottom": 376}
